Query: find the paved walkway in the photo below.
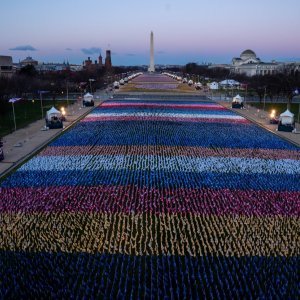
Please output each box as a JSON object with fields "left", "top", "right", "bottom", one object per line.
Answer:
{"left": 219, "top": 101, "right": 300, "bottom": 147}
{"left": 0, "top": 98, "right": 103, "bottom": 178}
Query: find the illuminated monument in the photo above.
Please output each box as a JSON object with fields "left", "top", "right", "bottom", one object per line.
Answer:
{"left": 148, "top": 31, "right": 155, "bottom": 72}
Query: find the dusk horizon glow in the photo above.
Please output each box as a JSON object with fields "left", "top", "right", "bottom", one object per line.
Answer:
{"left": 2, "top": 0, "right": 300, "bottom": 66}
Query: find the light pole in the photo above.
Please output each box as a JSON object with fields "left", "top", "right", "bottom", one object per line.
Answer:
{"left": 263, "top": 86, "right": 267, "bottom": 111}
{"left": 89, "top": 78, "right": 95, "bottom": 93}
{"left": 39, "top": 91, "right": 49, "bottom": 119}
{"left": 12, "top": 102, "right": 16, "bottom": 131}
{"left": 50, "top": 82, "right": 55, "bottom": 107}
{"left": 40, "top": 91, "right": 43, "bottom": 119}
{"left": 66, "top": 80, "right": 69, "bottom": 108}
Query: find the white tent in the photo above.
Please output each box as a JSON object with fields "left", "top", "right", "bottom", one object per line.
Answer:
{"left": 83, "top": 93, "right": 94, "bottom": 103}
{"left": 279, "top": 109, "right": 294, "bottom": 125}
{"left": 46, "top": 106, "right": 61, "bottom": 120}
{"left": 209, "top": 82, "right": 219, "bottom": 90}
{"left": 219, "top": 79, "right": 240, "bottom": 87}
{"left": 232, "top": 94, "right": 243, "bottom": 104}
{"left": 195, "top": 82, "right": 202, "bottom": 90}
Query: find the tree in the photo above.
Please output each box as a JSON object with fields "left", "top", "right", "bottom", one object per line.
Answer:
{"left": 19, "top": 65, "right": 38, "bottom": 77}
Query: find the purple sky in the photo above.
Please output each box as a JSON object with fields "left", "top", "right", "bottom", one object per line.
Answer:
{"left": 1, "top": 0, "right": 300, "bottom": 65}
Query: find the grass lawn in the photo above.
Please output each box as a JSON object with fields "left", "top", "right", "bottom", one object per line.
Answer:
{"left": 0, "top": 99, "right": 74, "bottom": 138}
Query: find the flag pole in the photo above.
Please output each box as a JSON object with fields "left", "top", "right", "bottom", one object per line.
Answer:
{"left": 12, "top": 102, "right": 16, "bottom": 131}
{"left": 9, "top": 98, "right": 21, "bottom": 131}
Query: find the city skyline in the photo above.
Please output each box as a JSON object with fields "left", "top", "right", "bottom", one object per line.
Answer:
{"left": 1, "top": 0, "right": 300, "bottom": 65}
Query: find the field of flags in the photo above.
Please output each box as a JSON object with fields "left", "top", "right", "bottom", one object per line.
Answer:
{"left": 0, "top": 77, "right": 299, "bottom": 298}
{"left": 131, "top": 73, "right": 180, "bottom": 90}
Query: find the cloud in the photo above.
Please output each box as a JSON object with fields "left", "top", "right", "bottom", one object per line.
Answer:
{"left": 81, "top": 47, "right": 101, "bottom": 55}
{"left": 126, "top": 53, "right": 136, "bottom": 56}
{"left": 157, "top": 50, "right": 166, "bottom": 55}
{"left": 9, "top": 45, "right": 37, "bottom": 51}
{"left": 65, "top": 48, "right": 72, "bottom": 51}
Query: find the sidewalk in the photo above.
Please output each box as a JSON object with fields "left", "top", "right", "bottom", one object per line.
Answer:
{"left": 0, "top": 99, "right": 103, "bottom": 178}
{"left": 219, "top": 101, "right": 300, "bottom": 147}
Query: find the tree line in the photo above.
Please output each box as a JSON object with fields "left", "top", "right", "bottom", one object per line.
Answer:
{"left": 183, "top": 62, "right": 300, "bottom": 105}
{"left": 0, "top": 65, "right": 141, "bottom": 117}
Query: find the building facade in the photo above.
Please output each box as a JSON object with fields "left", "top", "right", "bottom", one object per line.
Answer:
{"left": 105, "top": 50, "right": 112, "bottom": 69}
{"left": 0, "top": 55, "right": 14, "bottom": 77}
{"left": 231, "top": 49, "right": 280, "bottom": 76}
{"left": 20, "top": 56, "right": 38, "bottom": 67}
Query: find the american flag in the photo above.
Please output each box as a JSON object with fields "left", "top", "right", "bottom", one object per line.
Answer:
{"left": 8, "top": 98, "right": 22, "bottom": 103}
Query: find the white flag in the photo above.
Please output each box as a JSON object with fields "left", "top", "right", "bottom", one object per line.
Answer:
{"left": 8, "top": 98, "right": 22, "bottom": 103}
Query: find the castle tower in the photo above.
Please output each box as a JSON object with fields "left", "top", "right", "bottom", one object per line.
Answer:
{"left": 98, "top": 54, "right": 103, "bottom": 67}
{"left": 148, "top": 31, "right": 155, "bottom": 72}
{"left": 105, "top": 50, "right": 112, "bottom": 69}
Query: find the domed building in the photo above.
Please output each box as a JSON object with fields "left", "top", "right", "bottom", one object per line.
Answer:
{"left": 240, "top": 49, "right": 257, "bottom": 61}
{"left": 231, "top": 49, "right": 280, "bottom": 76}
{"left": 20, "top": 56, "right": 38, "bottom": 67}
{"left": 232, "top": 49, "right": 260, "bottom": 68}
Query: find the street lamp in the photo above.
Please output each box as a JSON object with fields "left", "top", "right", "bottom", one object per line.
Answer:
{"left": 38, "top": 91, "right": 49, "bottom": 119}
{"left": 66, "top": 81, "right": 69, "bottom": 108}
{"left": 89, "top": 78, "right": 95, "bottom": 93}
{"left": 50, "top": 82, "right": 55, "bottom": 106}
{"left": 244, "top": 84, "right": 248, "bottom": 105}
{"left": 263, "top": 86, "right": 267, "bottom": 111}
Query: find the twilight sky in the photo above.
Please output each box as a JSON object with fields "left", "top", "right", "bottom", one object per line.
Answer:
{"left": 1, "top": 0, "right": 300, "bottom": 66}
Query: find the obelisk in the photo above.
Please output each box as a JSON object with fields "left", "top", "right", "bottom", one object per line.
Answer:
{"left": 148, "top": 31, "right": 155, "bottom": 72}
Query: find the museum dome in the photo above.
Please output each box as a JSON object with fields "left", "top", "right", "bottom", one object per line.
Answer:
{"left": 20, "top": 56, "right": 38, "bottom": 66}
{"left": 240, "top": 49, "right": 256, "bottom": 60}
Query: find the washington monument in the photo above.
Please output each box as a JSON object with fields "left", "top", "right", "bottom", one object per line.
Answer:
{"left": 148, "top": 31, "right": 155, "bottom": 72}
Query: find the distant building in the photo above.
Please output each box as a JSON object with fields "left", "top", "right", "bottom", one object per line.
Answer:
{"left": 36, "top": 61, "right": 82, "bottom": 72}
{"left": 105, "top": 50, "right": 112, "bottom": 69}
{"left": 231, "top": 49, "right": 280, "bottom": 76}
{"left": 0, "top": 55, "right": 13, "bottom": 77}
{"left": 20, "top": 56, "right": 38, "bottom": 67}
{"left": 209, "top": 82, "right": 219, "bottom": 90}
{"left": 83, "top": 53, "right": 104, "bottom": 71}
{"left": 98, "top": 54, "right": 103, "bottom": 68}
{"left": 219, "top": 79, "right": 240, "bottom": 88}
{"left": 280, "top": 62, "right": 300, "bottom": 76}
